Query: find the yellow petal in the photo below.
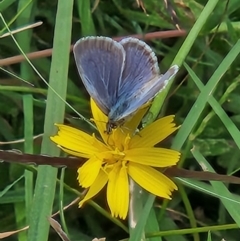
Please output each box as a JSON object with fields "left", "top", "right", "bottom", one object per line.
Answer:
{"left": 107, "top": 103, "right": 151, "bottom": 146}
{"left": 130, "top": 116, "right": 179, "bottom": 148}
{"left": 91, "top": 98, "right": 109, "bottom": 144}
{"left": 128, "top": 162, "right": 177, "bottom": 199}
{"left": 77, "top": 156, "right": 102, "bottom": 188}
{"left": 58, "top": 146, "right": 90, "bottom": 159}
{"left": 51, "top": 124, "right": 109, "bottom": 156}
{"left": 51, "top": 135, "right": 94, "bottom": 157}
{"left": 107, "top": 163, "right": 129, "bottom": 219}
{"left": 125, "top": 148, "right": 180, "bottom": 167}
{"left": 91, "top": 99, "right": 129, "bottom": 148}
{"left": 79, "top": 169, "right": 108, "bottom": 207}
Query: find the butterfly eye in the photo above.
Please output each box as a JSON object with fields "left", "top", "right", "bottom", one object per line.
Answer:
{"left": 110, "top": 123, "right": 118, "bottom": 129}
{"left": 105, "top": 121, "right": 118, "bottom": 134}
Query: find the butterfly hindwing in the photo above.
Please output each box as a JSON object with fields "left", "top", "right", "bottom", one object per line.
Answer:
{"left": 118, "top": 37, "right": 160, "bottom": 97}
{"left": 109, "top": 37, "right": 179, "bottom": 122}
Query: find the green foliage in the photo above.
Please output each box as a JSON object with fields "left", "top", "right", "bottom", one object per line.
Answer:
{"left": 0, "top": 0, "right": 240, "bottom": 241}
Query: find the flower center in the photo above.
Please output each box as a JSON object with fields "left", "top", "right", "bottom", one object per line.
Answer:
{"left": 109, "top": 130, "right": 131, "bottom": 151}
{"left": 102, "top": 147, "right": 126, "bottom": 169}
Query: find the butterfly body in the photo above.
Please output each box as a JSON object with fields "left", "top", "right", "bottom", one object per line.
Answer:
{"left": 73, "top": 36, "right": 179, "bottom": 133}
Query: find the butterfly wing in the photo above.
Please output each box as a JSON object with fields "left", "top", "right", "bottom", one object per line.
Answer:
{"left": 109, "top": 65, "right": 179, "bottom": 122}
{"left": 109, "top": 37, "right": 179, "bottom": 122}
{"left": 73, "top": 37, "right": 125, "bottom": 115}
{"left": 118, "top": 37, "right": 160, "bottom": 96}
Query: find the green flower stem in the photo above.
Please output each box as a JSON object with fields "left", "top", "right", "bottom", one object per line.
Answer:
{"left": 128, "top": 179, "right": 145, "bottom": 239}
{"left": 129, "top": 191, "right": 155, "bottom": 241}
{"left": 27, "top": 1, "right": 74, "bottom": 241}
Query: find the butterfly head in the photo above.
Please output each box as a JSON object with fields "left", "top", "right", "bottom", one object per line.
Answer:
{"left": 106, "top": 118, "right": 125, "bottom": 134}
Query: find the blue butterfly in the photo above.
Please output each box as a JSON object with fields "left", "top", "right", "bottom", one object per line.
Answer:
{"left": 73, "top": 36, "right": 178, "bottom": 133}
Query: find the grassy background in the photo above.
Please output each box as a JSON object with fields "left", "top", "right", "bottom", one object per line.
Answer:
{"left": 0, "top": 0, "right": 240, "bottom": 240}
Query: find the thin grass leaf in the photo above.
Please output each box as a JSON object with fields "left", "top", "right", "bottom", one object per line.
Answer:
{"left": 184, "top": 62, "right": 240, "bottom": 149}
{"left": 16, "top": 0, "right": 35, "bottom": 228}
{"left": 192, "top": 148, "right": 240, "bottom": 227}
{"left": 146, "top": 0, "right": 220, "bottom": 125}
{"left": 27, "top": 1, "right": 74, "bottom": 240}
{"left": 172, "top": 39, "right": 240, "bottom": 150}
{"left": 77, "top": 0, "right": 96, "bottom": 36}
{"left": 132, "top": 0, "right": 221, "bottom": 238}
{"left": 0, "top": 175, "right": 23, "bottom": 197}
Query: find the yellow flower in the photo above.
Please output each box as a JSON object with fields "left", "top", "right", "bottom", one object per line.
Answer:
{"left": 51, "top": 99, "right": 180, "bottom": 219}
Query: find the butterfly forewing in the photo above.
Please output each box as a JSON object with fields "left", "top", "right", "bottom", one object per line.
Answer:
{"left": 73, "top": 37, "right": 125, "bottom": 115}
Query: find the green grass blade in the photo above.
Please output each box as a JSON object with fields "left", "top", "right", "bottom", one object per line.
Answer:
{"left": 15, "top": 0, "right": 35, "bottom": 229}
{"left": 145, "top": 0, "right": 220, "bottom": 124}
{"left": 172, "top": 39, "right": 240, "bottom": 150}
{"left": 76, "top": 0, "right": 96, "bottom": 36}
{"left": 184, "top": 62, "right": 240, "bottom": 149}
{"left": 192, "top": 148, "right": 240, "bottom": 227}
{"left": 27, "top": 0, "right": 74, "bottom": 240}
{"left": 131, "top": 0, "right": 221, "bottom": 238}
